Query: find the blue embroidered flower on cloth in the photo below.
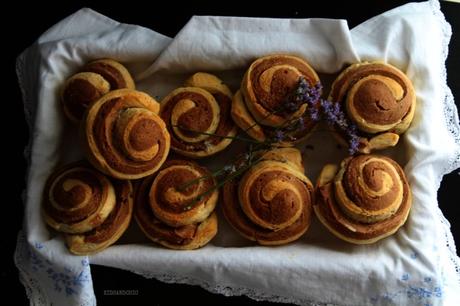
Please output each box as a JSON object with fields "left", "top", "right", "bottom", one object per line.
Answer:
{"left": 29, "top": 241, "right": 91, "bottom": 297}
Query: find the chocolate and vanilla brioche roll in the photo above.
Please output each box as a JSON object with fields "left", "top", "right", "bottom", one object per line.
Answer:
{"left": 232, "top": 54, "right": 320, "bottom": 143}
{"left": 314, "top": 154, "right": 412, "bottom": 244}
{"left": 66, "top": 179, "right": 133, "bottom": 255}
{"left": 222, "top": 147, "right": 314, "bottom": 245}
{"left": 134, "top": 160, "right": 218, "bottom": 249}
{"left": 160, "top": 73, "right": 237, "bottom": 158}
{"left": 82, "top": 89, "right": 170, "bottom": 180}
{"left": 43, "top": 162, "right": 133, "bottom": 254}
{"left": 81, "top": 59, "right": 135, "bottom": 91}
{"left": 147, "top": 160, "right": 218, "bottom": 227}
{"left": 42, "top": 162, "right": 116, "bottom": 234}
{"left": 329, "top": 62, "right": 416, "bottom": 153}
{"left": 61, "top": 58, "right": 135, "bottom": 123}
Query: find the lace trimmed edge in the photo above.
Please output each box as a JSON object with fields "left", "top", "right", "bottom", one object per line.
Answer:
{"left": 15, "top": 1, "right": 459, "bottom": 305}
{"left": 429, "top": 0, "right": 460, "bottom": 287}
{"left": 14, "top": 232, "right": 51, "bottom": 306}
{"left": 125, "top": 2, "right": 460, "bottom": 304}
{"left": 122, "top": 269, "right": 328, "bottom": 306}
{"left": 14, "top": 232, "right": 97, "bottom": 306}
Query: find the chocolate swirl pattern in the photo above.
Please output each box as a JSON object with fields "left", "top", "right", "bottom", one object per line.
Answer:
{"left": 134, "top": 160, "right": 218, "bottom": 250}
{"left": 61, "top": 58, "right": 135, "bottom": 123}
{"left": 43, "top": 162, "right": 116, "bottom": 234}
{"left": 66, "top": 179, "right": 134, "bottom": 255}
{"left": 148, "top": 160, "right": 218, "bottom": 227}
{"left": 314, "top": 155, "right": 412, "bottom": 244}
{"left": 160, "top": 73, "right": 237, "bottom": 158}
{"left": 222, "top": 148, "right": 314, "bottom": 245}
{"left": 61, "top": 72, "right": 110, "bottom": 123}
{"left": 82, "top": 58, "right": 135, "bottom": 91}
{"left": 82, "top": 89, "right": 170, "bottom": 180}
{"left": 329, "top": 62, "right": 416, "bottom": 152}
{"left": 43, "top": 162, "right": 133, "bottom": 254}
{"left": 232, "top": 54, "right": 320, "bottom": 143}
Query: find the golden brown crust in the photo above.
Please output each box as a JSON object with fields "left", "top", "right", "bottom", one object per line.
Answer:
{"left": 148, "top": 160, "right": 218, "bottom": 227}
{"left": 82, "top": 89, "right": 170, "bottom": 180}
{"left": 82, "top": 58, "right": 135, "bottom": 90}
{"left": 231, "top": 90, "right": 266, "bottom": 142}
{"left": 329, "top": 62, "right": 416, "bottom": 152}
{"left": 61, "top": 72, "right": 110, "bottom": 123}
{"left": 233, "top": 54, "right": 319, "bottom": 144}
{"left": 66, "top": 180, "right": 134, "bottom": 255}
{"left": 42, "top": 161, "right": 116, "bottom": 234}
{"left": 314, "top": 154, "right": 412, "bottom": 244}
{"left": 222, "top": 147, "right": 313, "bottom": 245}
{"left": 242, "top": 54, "right": 319, "bottom": 127}
{"left": 160, "top": 73, "right": 237, "bottom": 158}
{"left": 134, "top": 164, "right": 218, "bottom": 250}
{"left": 61, "top": 59, "right": 135, "bottom": 123}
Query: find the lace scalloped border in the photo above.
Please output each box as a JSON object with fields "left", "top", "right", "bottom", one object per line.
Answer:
{"left": 14, "top": 1, "right": 460, "bottom": 305}
{"left": 129, "top": 270, "right": 326, "bottom": 306}
{"left": 430, "top": 0, "right": 460, "bottom": 289}
{"left": 123, "top": 2, "right": 460, "bottom": 304}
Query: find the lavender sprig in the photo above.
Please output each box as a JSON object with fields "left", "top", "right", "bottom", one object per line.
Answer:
{"left": 178, "top": 76, "right": 359, "bottom": 211}
{"left": 172, "top": 125, "right": 260, "bottom": 144}
{"left": 319, "top": 99, "right": 360, "bottom": 155}
{"left": 291, "top": 76, "right": 360, "bottom": 155}
{"left": 182, "top": 148, "right": 265, "bottom": 211}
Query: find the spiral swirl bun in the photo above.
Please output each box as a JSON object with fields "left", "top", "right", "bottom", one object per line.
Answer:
{"left": 222, "top": 148, "right": 313, "bottom": 245}
{"left": 232, "top": 54, "right": 320, "bottom": 143}
{"left": 134, "top": 160, "right": 218, "bottom": 250}
{"left": 66, "top": 179, "right": 133, "bottom": 255}
{"left": 82, "top": 89, "right": 170, "bottom": 180}
{"left": 329, "top": 62, "right": 416, "bottom": 152}
{"left": 61, "top": 59, "right": 135, "bottom": 123}
{"left": 43, "top": 162, "right": 116, "bottom": 234}
{"left": 314, "top": 155, "right": 412, "bottom": 244}
{"left": 43, "top": 162, "right": 133, "bottom": 254}
{"left": 81, "top": 58, "right": 135, "bottom": 91}
{"left": 148, "top": 160, "right": 218, "bottom": 227}
{"left": 160, "top": 73, "right": 237, "bottom": 158}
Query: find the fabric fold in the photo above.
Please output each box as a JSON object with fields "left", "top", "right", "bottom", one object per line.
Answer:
{"left": 16, "top": 1, "right": 460, "bottom": 305}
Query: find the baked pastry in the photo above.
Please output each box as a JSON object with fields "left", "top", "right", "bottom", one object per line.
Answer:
{"left": 61, "top": 58, "right": 135, "bottom": 122}
{"left": 232, "top": 54, "right": 320, "bottom": 143}
{"left": 42, "top": 162, "right": 116, "bottom": 234}
{"left": 61, "top": 72, "right": 111, "bottom": 122}
{"left": 81, "top": 58, "right": 135, "bottom": 91}
{"left": 329, "top": 62, "right": 416, "bottom": 153}
{"left": 66, "top": 179, "right": 133, "bottom": 255}
{"left": 134, "top": 160, "right": 218, "bottom": 250}
{"left": 160, "top": 72, "right": 237, "bottom": 158}
{"left": 42, "top": 162, "right": 133, "bottom": 254}
{"left": 82, "top": 89, "right": 170, "bottom": 180}
{"left": 222, "top": 147, "right": 314, "bottom": 245}
{"left": 314, "top": 154, "right": 412, "bottom": 244}
{"left": 147, "top": 159, "right": 218, "bottom": 227}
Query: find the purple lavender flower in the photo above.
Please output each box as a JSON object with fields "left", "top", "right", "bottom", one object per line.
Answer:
{"left": 309, "top": 109, "right": 320, "bottom": 121}
{"left": 319, "top": 97, "right": 360, "bottom": 155}
{"left": 270, "top": 76, "right": 360, "bottom": 155}
{"left": 273, "top": 130, "right": 285, "bottom": 142}
{"left": 348, "top": 134, "right": 360, "bottom": 155}
{"left": 320, "top": 99, "right": 340, "bottom": 125}
{"left": 282, "top": 77, "right": 322, "bottom": 114}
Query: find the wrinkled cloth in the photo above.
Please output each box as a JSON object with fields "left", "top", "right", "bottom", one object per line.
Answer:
{"left": 15, "top": 1, "right": 460, "bottom": 305}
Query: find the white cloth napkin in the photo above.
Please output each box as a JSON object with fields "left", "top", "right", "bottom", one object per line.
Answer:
{"left": 15, "top": 1, "right": 460, "bottom": 305}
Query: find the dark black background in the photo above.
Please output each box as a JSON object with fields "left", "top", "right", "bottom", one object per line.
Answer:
{"left": 7, "top": 1, "right": 459, "bottom": 305}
